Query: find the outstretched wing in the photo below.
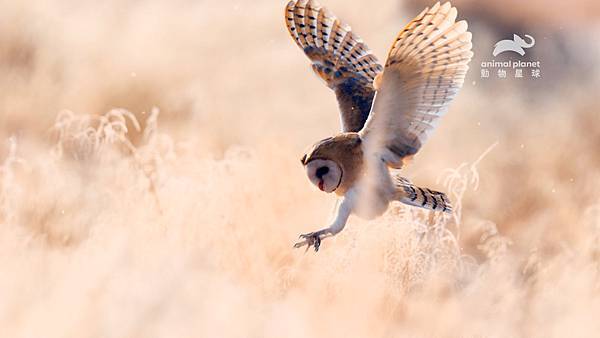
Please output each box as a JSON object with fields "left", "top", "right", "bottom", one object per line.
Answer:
{"left": 359, "top": 2, "right": 473, "bottom": 168}
{"left": 285, "top": 0, "right": 383, "bottom": 132}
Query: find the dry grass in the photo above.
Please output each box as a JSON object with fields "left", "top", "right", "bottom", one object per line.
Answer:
{"left": 1, "top": 0, "right": 599, "bottom": 337}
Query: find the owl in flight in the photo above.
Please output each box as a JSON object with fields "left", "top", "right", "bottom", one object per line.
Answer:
{"left": 285, "top": 1, "right": 473, "bottom": 251}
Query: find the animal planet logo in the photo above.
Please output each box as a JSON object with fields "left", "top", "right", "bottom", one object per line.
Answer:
{"left": 492, "top": 34, "right": 535, "bottom": 57}
{"left": 480, "top": 33, "right": 541, "bottom": 79}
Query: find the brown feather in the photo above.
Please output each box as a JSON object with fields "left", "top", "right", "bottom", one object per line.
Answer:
{"left": 301, "top": 133, "right": 363, "bottom": 195}
{"left": 285, "top": 0, "right": 383, "bottom": 132}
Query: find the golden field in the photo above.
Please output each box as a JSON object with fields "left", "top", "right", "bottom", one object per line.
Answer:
{"left": 1, "top": 1, "right": 599, "bottom": 337}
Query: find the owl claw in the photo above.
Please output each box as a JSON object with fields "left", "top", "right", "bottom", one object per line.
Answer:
{"left": 293, "top": 231, "right": 326, "bottom": 252}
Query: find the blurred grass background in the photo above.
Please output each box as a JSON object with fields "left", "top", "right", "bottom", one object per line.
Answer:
{"left": 0, "top": 0, "right": 599, "bottom": 337}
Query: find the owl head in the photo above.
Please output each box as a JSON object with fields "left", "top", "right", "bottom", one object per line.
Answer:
{"left": 302, "top": 158, "right": 342, "bottom": 193}
{"left": 300, "top": 133, "right": 363, "bottom": 195}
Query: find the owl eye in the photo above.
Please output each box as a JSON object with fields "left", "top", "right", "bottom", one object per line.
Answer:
{"left": 315, "top": 166, "right": 329, "bottom": 178}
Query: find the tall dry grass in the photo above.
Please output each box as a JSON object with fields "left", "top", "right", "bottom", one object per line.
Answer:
{"left": 1, "top": 0, "right": 599, "bottom": 337}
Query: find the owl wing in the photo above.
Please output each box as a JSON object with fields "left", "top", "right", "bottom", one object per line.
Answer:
{"left": 359, "top": 2, "right": 473, "bottom": 168}
{"left": 285, "top": 0, "right": 383, "bottom": 132}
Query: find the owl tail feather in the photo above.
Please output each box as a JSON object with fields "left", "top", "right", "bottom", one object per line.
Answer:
{"left": 394, "top": 176, "right": 452, "bottom": 213}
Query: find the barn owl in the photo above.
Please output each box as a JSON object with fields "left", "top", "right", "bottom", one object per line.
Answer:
{"left": 285, "top": 0, "right": 473, "bottom": 251}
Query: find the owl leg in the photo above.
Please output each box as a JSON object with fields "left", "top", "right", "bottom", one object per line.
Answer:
{"left": 293, "top": 197, "right": 353, "bottom": 252}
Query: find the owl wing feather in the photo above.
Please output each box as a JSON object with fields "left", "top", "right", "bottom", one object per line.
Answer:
{"left": 285, "top": 0, "right": 383, "bottom": 132}
{"left": 359, "top": 2, "right": 473, "bottom": 168}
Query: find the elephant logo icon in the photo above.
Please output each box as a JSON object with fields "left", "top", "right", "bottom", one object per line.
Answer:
{"left": 492, "top": 34, "right": 535, "bottom": 57}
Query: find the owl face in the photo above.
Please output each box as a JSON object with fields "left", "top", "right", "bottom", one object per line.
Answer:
{"left": 304, "top": 159, "right": 342, "bottom": 193}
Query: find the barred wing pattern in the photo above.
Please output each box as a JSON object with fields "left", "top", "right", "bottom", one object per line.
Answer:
{"left": 360, "top": 2, "right": 473, "bottom": 168}
{"left": 394, "top": 175, "right": 452, "bottom": 213}
{"left": 285, "top": 0, "right": 383, "bottom": 132}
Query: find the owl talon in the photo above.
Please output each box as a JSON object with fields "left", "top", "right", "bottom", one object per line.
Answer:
{"left": 293, "top": 231, "right": 326, "bottom": 252}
